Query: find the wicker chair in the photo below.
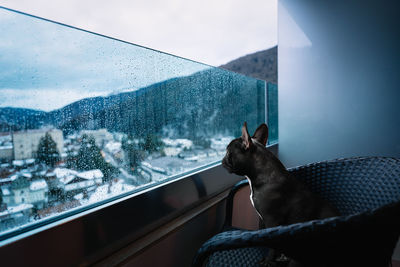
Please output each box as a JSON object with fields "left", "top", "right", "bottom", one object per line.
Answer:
{"left": 193, "top": 157, "right": 400, "bottom": 267}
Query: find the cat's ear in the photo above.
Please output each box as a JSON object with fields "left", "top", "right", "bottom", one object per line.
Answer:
{"left": 252, "top": 123, "right": 269, "bottom": 146}
{"left": 241, "top": 122, "right": 252, "bottom": 150}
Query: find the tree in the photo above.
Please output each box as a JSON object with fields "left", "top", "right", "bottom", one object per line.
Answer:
{"left": 76, "top": 134, "right": 118, "bottom": 182}
{"left": 37, "top": 132, "right": 60, "bottom": 167}
{"left": 140, "top": 134, "right": 164, "bottom": 154}
{"left": 193, "top": 136, "right": 211, "bottom": 149}
{"left": 122, "top": 137, "right": 145, "bottom": 173}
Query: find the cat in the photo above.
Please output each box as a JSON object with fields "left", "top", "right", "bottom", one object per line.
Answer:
{"left": 222, "top": 122, "right": 340, "bottom": 267}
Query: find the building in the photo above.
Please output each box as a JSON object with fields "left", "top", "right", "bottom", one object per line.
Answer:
{"left": 63, "top": 169, "right": 103, "bottom": 194}
{"left": 0, "top": 203, "right": 33, "bottom": 232}
{"left": 0, "top": 146, "right": 13, "bottom": 161}
{"left": 0, "top": 134, "right": 13, "bottom": 161}
{"left": 12, "top": 129, "right": 64, "bottom": 160}
{"left": 80, "top": 129, "right": 113, "bottom": 147}
{"left": 52, "top": 168, "right": 104, "bottom": 198}
{"left": 1, "top": 176, "right": 48, "bottom": 209}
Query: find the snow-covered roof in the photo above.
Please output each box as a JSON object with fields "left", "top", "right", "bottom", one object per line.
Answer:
{"left": 53, "top": 168, "right": 78, "bottom": 184}
{"left": 0, "top": 203, "right": 33, "bottom": 217}
{"left": 77, "top": 169, "right": 104, "bottom": 180}
{"left": 0, "top": 145, "right": 12, "bottom": 150}
{"left": 46, "top": 172, "right": 56, "bottom": 177}
{"left": 105, "top": 141, "right": 122, "bottom": 153}
{"left": 67, "top": 133, "right": 78, "bottom": 139}
{"left": 141, "top": 162, "right": 152, "bottom": 169}
{"left": 30, "top": 179, "right": 48, "bottom": 191}
{"left": 21, "top": 173, "right": 32, "bottom": 179}
{"left": 162, "top": 138, "right": 193, "bottom": 149}
{"left": 54, "top": 168, "right": 78, "bottom": 178}
{"left": 25, "top": 159, "right": 35, "bottom": 164}
{"left": 210, "top": 137, "right": 232, "bottom": 150}
{"left": 141, "top": 162, "right": 167, "bottom": 174}
{"left": 12, "top": 160, "right": 25, "bottom": 167}
{"left": 7, "top": 175, "right": 18, "bottom": 182}
{"left": 163, "top": 147, "right": 182, "bottom": 157}
{"left": 83, "top": 180, "right": 135, "bottom": 205}
{"left": 60, "top": 175, "right": 76, "bottom": 185}
{"left": 1, "top": 187, "right": 11, "bottom": 196}
{"left": 0, "top": 176, "right": 17, "bottom": 184}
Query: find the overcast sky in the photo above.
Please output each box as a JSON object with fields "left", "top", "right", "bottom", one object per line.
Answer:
{"left": 0, "top": 1, "right": 276, "bottom": 111}
{"left": 0, "top": 0, "right": 277, "bottom": 66}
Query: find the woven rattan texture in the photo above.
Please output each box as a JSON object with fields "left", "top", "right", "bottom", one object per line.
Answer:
{"left": 193, "top": 157, "right": 400, "bottom": 267}
{"left": 206, "top": 247, "right": 268, "bottom": 267}
{"left": 288, "top": 157, "right": 400, "bottom": 215}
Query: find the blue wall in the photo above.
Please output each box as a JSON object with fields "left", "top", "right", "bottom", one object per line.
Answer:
{"left": 278, "top": 0, "right": 400, "bottom": 167}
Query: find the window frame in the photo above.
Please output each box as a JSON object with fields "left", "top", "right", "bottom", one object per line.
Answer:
{"left": 0, "top": 161, "right": 243, "bottom": 265}
{"left": 0, "top": 8, "right": 278, "bottom": 264}
{"left": 0, "top": 143, "right": 277, "bottom": 265}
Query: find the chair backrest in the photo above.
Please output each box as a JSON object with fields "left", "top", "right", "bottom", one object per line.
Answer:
{"left": 288, "top": 157, "right": 400, "bottom": 216}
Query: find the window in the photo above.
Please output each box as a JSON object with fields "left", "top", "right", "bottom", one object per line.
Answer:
{"left": 0, "top": 6, "right": 277, "bottom": 251}
{"left": 0, "top": 5, "right": 279, "bottom": 266}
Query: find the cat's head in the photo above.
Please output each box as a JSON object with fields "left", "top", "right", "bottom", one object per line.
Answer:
{"left": 222, "top": 122, "right": 269, "bottom": 176}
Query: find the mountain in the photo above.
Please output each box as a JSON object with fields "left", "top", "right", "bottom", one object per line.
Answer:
{"left": 0, "top": 107, "right": 47, "bottom": 132}
{"left": 220, "top": 46, "right": 277, "bottom": 84}
{"left": 0, "top": 69, "right": 264, "bottom": 137}
{"left": 0, "top": 48, "right": 274, "bottom": 136}
{"left": 54, "top": 68, "right": 264, "bottom": 137}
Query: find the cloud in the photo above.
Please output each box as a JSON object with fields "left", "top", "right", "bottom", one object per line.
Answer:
{"left": 0, "top": 1, "right": 276, "bottom": 111}
{"left": 0, "top": 88, "right": 109, "bottom": 111}
{"left": 0, "top": 0, "right": 277, "bottom": 66}
{"left": 0, "top": 7, "right": 211, "bottom": 110}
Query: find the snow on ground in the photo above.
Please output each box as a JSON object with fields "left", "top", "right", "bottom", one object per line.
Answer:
{"left": 77, "top": 169, "right": 104, "bottom": 180}
{"left": 163, "top": 147, "right": 182, "bottom": 157}
{"left": 144, "top": 150, "right": 223, "bottom": 181}
{"left": 12, "top": 160, "right": 24, "bottom": 167}
{"left": 210, "top": 137, "right": 232, "bottom": 150}
{"left": 0, "top": 203, "right": 33, "bottom": 216}
{"left": 25, "top": 158, "right": 35, "bottom": 165}
{"left": 54, "top": 168, "right": 78, "bottom": 185}
{"left": 162, "top": 138, "right": 193, "bottom": 149}
{"left": 104, "top": 141, "right": 121, "bottom": 154}
{"left": 80, "top": 180, "right": 136, "bottom": 205}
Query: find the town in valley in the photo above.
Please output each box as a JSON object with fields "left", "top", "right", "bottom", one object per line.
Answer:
{"left": 0, "top": 128, "right": 231, "bottom": 233}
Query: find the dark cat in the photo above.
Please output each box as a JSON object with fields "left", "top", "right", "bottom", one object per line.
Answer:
{"left": 222, "top": 122, "right": 339, "bottom": 267}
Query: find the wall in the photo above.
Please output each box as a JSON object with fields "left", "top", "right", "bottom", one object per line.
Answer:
{"left": 12, "top": 129, "right": 64, "bottom": 160}
{"left": 278, "top": 0, "right": 400, "bottom": 167}
{"left": 94, "top": 186, "right": 258, "bottom": 267}
{"left": 0, "top": 147, "right": 13, "bottom": 161}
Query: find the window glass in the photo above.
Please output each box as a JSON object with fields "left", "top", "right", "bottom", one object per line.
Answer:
{"left": 0, "top": 7, "right": 268, "bottom": 237}
{"left": 267, "top": 82, "right": 278, "bottom": 144}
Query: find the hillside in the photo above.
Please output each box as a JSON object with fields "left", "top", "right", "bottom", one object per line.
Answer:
{"left": 0, "top": 69, "right": 264, "bottom": 137}
{"left": 220, "top": 46, "right": 277, "bottom": 83}
{"left": 0, "top": 107, "right": 47, "bottom": 132}
{"left": 0, "top": 48, "right": 274, "bottom": 135}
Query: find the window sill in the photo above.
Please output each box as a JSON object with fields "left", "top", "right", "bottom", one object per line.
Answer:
{"left": 0, "top": 144, "right": 278, "bottom": 266}
{"left": 0, "top": 162, "right": 242, "bottom": 266}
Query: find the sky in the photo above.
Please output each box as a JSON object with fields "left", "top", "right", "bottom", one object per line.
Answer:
{"left": 0, "top": 1, "right": 277, "bottom": 111}
{"left": 0, "top": 0, "right": 277, "bottom": 66}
